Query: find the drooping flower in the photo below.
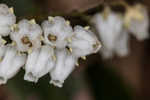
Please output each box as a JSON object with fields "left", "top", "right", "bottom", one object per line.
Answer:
{"left": 24, "top": 45, "right": 55, "bottom": 83}
{"left": 91, "top": 8, "right": 123, "bottom": 58}
{"left": 125, "top": 4, "right": 149, "bottom": 40}
{"left": 10, "top": 19, "right": 42, "bottom": 52}
{"left": 0, "top": 46, "right": 26, "bottom": 84}
{"left": 0, "top": 4, "right": 16, "bottom": 36}
{"left": 42, "top": 16, "right": 73, "bottom": 49}
{"left": 68, "top": 25, "right": 101, "bottom": 58}
{"left": 50, "top": 49, "right": 77, "bottom": 87}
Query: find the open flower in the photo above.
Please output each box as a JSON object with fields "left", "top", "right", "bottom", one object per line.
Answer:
{"left": 0, "top": 46, "right": 26, "bottom": 84}
{"left": 0, "top": 4, "right": 16, "bottom": 36}
{"left": 10, "top": 19, "right": 42, "bottom": 52}
{"left": 42, "top": 16, "right": 73, "bottom": 49}
{"left": 91, "top": 9, "right": 124, "bottom": 58}
{"left": 24, "top": 45, "right": 55, "bottom": 83}
{"left": 50, "top": 49, "right": 77, "bottom": 87}
{"left": 68, "top": 25, "right": 101, "bottom": 58}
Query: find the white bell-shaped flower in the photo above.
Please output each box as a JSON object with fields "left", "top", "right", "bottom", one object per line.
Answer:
{"left": 127, "top": 5, "right": 149, "bottom": 40}
{"left": 115, "top": 30, "right": 129, "bottom": 57}
{"left": 0, "top": 4, "right": 16, "bottom": 36}
{"left": 68, "top": 25, "right": 101, "bottom": 58}
{"left": 0, "top": 46, "right": 26, "bottom": 84}
{"left": 91, "top": 10, "right": 123, "bottom": 59}
{"left": 10, "top": 19, "right": 42, "bottom": 52}
{"left": 42, "top": 16, "right": 73, "bottom": 49}
{"left": 50, "top": 49, "right": 77, "bottom": 87}
{"left": 24, "top": 45, "right": 55, "bottom": 83}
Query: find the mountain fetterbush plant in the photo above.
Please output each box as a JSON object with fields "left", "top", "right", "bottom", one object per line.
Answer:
{"left": 0, "top": 4, "right": 101, "bottom": 87}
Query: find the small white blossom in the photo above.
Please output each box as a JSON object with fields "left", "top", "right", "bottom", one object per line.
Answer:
{"left": 50, "top": 49, "right": 77, "bottom": 87}
{"left": 42, "top": 16, "right": 73, "bottom": 49}
{"left": 0, "top": 4, "right": 16, "bottom": 36}
{"left": 10, "top": 19, "right": 42, "bottom": 52}
{"left": 0, "top": 46, "right": 26, "bottom": 84}
{"left": 24, "top": 45, "right": 55, "bottom": 83}
{"left": 91, "top": 11, "right": 124, "bottom": 58}
{"left": 127, "top": 5, "right": 149, "bottom": 40}
{"left": 68, "top": 25, "right": 101, "bottom": 58}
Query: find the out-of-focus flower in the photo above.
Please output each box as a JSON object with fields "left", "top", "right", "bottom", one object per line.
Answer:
{"left": 10, "top": 19, "right": 42, "bottom": 52}
{"left": 91, "top": 8, "right": 124, "bottom": 59}
{"left": 0, "top": 4, "right": 16, "bottom": 36}
{"left": 0, "top": 46, "right": 26, "bottom": 84}
{"left": 50, "top": 49, "right": 77, "bottom": 87}
{"left": 125, "top": 4, "right": 149, "bottom": 40}
{"left": 114, "top": 30, "right": 129, "bottom": 57}
{"left": 24, "top": 46, "right": 55, "bottom": 83}
{"left": 68, "top": 25, "right": 101, "bottom": 58}
{"left": 42, "top": 16, "right": 73, "bottom": 49}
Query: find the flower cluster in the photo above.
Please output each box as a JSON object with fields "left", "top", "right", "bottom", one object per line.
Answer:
{"left": 0, "top": 4, "right": 101, "bottom": 87}
{"left": 91, "top": 3, "right": 149, "bottom": 59}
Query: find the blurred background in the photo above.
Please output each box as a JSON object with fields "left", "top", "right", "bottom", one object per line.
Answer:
{"left": 0, "top": 0, "right": 150, "bottom": 100}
